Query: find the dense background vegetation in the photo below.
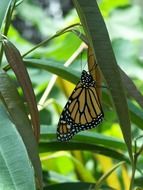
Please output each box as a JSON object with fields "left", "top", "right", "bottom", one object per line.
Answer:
{"left": 0, "top": 0, "right": 143, "bottom": 189}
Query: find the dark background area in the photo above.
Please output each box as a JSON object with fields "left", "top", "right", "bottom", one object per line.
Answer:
{"left": 12, "top": 0, "right": 74, "bottom": 43}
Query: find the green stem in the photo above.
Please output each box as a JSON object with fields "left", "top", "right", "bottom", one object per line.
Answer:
{"left": 3, "top": 23, "right": 81, "bottom": 71}
{"left": 22, "top": 23, "right": 81, "bottom": 57}
{"left": 129, "top": 143, "right": 143, "bottom": 190}
{"left": 3, "top": 30, "right": 69, "bottom": 71}
{"left": 129, "top": 158, "right": 136, "bottom": 190}
{"left": 22, "top": 31, "right": 67, "bottom": 57}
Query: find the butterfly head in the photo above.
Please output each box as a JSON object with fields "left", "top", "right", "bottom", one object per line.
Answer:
{"left": 81, "top": 70, "right": 94, "bottom": 86}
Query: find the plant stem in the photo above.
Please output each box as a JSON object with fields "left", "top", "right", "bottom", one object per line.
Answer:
{"left": 129, "top": 143, "right": 143, "bottom": 190}
{"left": 3, "top": 23, "right": 81, "bottom": 71}
{"left": 129, "top": 158, "right": 136, "bottom": 190}
{"left": 22, "top": 23, "right": 81, "bottom": 57}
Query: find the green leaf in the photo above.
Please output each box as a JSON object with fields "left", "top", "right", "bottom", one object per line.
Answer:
{"left": 24, "top": 58, "right": 80, "bottom": 84}
{"left": 39, "top": 141, "right": 129, "bottom": 163}
{"left": 39, "top": 126, "right": 129, "bottom": 163}
{"left": 103, "top": 89, "right": 143, "bottom": 131}
{"left": 0, "top": 104, "right": 35, "bottom": 190}
{"left": 0, "top": 0, "right": 12, "bottom": 30}
{"left": 40, "top": 125, "right": 126, "bottom": 151}
{"left": 3, "top": 39, "right": 40, "bottom": 141}
{"left": 120, "top": 67, "right": 143, "bottom": 109}
{"left": 73, "top": 0, "right": 133, "bottom": 162}
{"left": 0, "top": 72, "right": 42, "bottom": 189}
{"left": 128, "top": 100, "right": 143, "bottom": 130}
{"left": 44, "top": 182, "right": 116, "bottom": 190}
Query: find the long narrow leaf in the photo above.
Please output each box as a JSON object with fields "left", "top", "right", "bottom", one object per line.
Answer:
{"left": 0, "top": 72, "right": 42, "bottom": 189}
{"left": 39, "top": 142, "right": 129, "bottom": 163}
{"left": 128, "top": 101, "right": 143, "bottom": 130}
{"left": 44, "top": 182, "right": 116, "bottom": 190}
{"left": 40, "top": 125, "right": 126, "bottom": 151}
{"left": 102, "top": 90, "right": 143, "bottom": 130}
{"left": 73, "top": 0, "right": 133, "bottom": 161}
{"left": 119, "top": 67, "right": 143, "bottom": 108}
{"left": 3, "top": 39, "right": 40, "bottom": 141}
{"left": 24, "top": 58, "right": 80, "bottom": 84}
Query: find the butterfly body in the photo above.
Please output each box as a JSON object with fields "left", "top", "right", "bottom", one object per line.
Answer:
{"left": 57, "top": 70, "right": 104, "bottom": 142}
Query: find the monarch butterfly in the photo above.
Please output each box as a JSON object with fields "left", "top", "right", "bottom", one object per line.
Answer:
{"left": 57, "top": 70, "right": 104, "bottom": 141}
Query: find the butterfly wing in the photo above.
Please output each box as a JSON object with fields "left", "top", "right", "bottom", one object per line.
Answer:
{"left": 57, "top": 81, "right": 104, "bottom": 141}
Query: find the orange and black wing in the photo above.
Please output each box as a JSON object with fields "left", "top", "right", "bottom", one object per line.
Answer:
{"left": 57, "top": 71, "right": 104, "bottom": 141}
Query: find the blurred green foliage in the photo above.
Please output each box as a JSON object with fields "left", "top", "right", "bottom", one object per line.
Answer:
{"left": 1, "top": 0, "right": 143, "bottom": 189}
